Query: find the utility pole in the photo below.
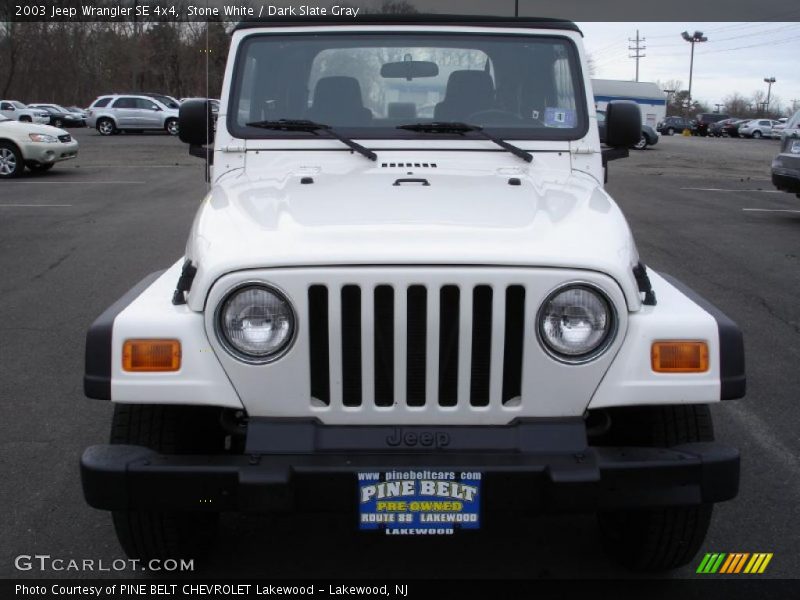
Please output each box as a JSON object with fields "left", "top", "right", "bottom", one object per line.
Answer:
{"left": 681, "top": 30, "right": 708, "bottom": 110}
{"left": 132, "top": 0, "right": 139, "bottom": 91}
{"left": 514, "top": 0, "right": 519, "bottom": 17}
{"left": 714, "top": 103, "right": 723, "bottom": 113}
{"left": 763, "top": 77, "right": 776, "bottom": 115}
{"left": 629, "top": 30, "right": 646, "bottom": 82}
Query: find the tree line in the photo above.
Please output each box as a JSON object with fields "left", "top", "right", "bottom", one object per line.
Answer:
{"left": 656, "top": 79, "right": 793, "bottom": 119}
{"left": 0, "top": 19, "right": 232, "bottom": 105}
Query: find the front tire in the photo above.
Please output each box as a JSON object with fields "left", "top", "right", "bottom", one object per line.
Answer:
{"left": 53, "top": 118, "right": 64, "bottom": 128}
{"left": 752, "top": 130, "right": 763, "bottom": 139}
{"left": 19, "top": 116, "right": 31, "bottom": 123}
{"left": 109, "top": 404, "right": 225, "bottom": 560}
{"left": 666, "top": 127, "right": 675, "bottom": 136}
{"left": 0, "top": 142, "right": 24, "bottom": 178}
{"left": 595, "top": 405, "right": 715, "bottom": 572}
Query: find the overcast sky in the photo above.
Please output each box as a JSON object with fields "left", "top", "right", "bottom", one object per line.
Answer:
{"left": 579, "top": 22, "right": 800, "bottom": 113}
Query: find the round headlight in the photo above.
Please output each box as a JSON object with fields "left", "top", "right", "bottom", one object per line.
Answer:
{"left": 538, "top": 285, "right": 615, "bottom": 362}
{"left": 217, "top": 285, "right": 295, "bottom": 363}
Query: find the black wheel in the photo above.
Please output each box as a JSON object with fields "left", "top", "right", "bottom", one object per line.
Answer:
{"left": 109, "top": 404, "right": 226, "bottom": 560}
{"left": 666, "top": 127, "right": 675, "bottom": 136}
{"left": 632, "top": 135, "right": 648, "bottom": 150}
{"left": 97, "top": 118, "right": 116, "bottom": 136}
{"left": 53, "top": 118, "right": 64, "bottom": 128}
{"left": 19, "top": 116, "right": 31, "bottom": 123}
{"left": 27, "top": 162, "right": 54, "bottom": 172}
{"left": 752, "top": 130, "right": 762, "bottom": 139}
{"left": 595, "top": 405, "right": 715, "bottom": 572}
{"left": 0, "top": 142, "right": 24, "bottom": 178}
{"left": 165, "top": 118, "right": 179, "bottom": 136}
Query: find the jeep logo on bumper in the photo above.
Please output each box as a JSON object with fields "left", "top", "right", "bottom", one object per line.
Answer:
{"left": 386, "top": 428, "right": 451, "bottom": 448}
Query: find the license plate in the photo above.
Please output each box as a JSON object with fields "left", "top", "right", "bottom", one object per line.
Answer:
{"left": 358, "top": 469, "right": 481, "bottom": 535}
{"left": 791, "top": 140, "right": 800, "bottom": 154}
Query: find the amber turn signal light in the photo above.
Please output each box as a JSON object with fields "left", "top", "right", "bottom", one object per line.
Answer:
{"left": 123, "top": 339, "right": 181, "bottom": 372}
{"left": 651, "top": 341, "right": 709, "bottom": 373}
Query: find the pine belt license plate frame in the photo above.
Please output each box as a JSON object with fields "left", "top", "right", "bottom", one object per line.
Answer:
{"left": 358, "top": 469, "right": 482, "bottom": 535}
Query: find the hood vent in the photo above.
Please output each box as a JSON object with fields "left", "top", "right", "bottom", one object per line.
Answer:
{"left": 381, "top": 162, "right": 437, "bottom": 169}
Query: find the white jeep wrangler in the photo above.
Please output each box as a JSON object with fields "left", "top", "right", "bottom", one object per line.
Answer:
{"left": 81, "top": 15, "right": 745, "bottom": 572}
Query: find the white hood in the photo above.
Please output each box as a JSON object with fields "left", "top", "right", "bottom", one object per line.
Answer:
{"left": 0, "top": 120, "right": 69, "bottom": 137}
{"left": 185, "top": 152, "right": 641, "bottom": 311}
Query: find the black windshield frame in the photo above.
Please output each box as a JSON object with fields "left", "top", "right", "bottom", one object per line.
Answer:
{"left": 227, "top": 31, "right": 589, "bottom": 142}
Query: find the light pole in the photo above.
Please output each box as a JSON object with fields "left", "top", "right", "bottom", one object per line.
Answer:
{"left": 714, "top": 103, "right": 724, "bottom": 113}
{"left": 681, "top": 30, "right": 708, "bottom": 111}
{"left": 763, "top": 77, "right": 776, "bottom": 115}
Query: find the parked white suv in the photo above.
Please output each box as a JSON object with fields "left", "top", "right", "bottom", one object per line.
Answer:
{"left": 81, "top": 16, "right": 745, "bottom": 572}
{"left": 0, "top": 114, "right": 79, "bottom": 177}
{"left": 86, "top": 94, "right": 179, "bottom": 136}
{"left": 0, "top": 100, "right": 50, "bottom": 124}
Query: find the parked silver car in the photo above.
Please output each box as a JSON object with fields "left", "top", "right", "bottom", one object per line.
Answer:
{"left": 738, "top": 119, "right": 781, "bottom": 139}
{"left": 86, "top": 95, "right": 179, "bottom": 136}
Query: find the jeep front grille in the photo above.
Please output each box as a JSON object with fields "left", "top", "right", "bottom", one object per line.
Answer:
{"left": 307, "top": 283, "right": 526, "bottom": 410}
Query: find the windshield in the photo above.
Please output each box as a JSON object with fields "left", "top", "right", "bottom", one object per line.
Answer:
{"left": 12, "top": 101, "right": 27, "bottom": 109}
{"left": 229, "top": 33, "right": 587, "bottom": 140}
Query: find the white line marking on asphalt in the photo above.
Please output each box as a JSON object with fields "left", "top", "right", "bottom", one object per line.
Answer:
{"left": 742, "top": 208, "right": 800, "bottom": 213}
{"left": 0, "top": 204, "right": 73, "bottom": 207}
{"left": 681, "top": 187, "right": 783, "bottom": 193}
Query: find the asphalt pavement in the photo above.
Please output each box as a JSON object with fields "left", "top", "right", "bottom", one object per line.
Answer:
{"left": 1, "top": 130, "right": 797, "bottom": 580}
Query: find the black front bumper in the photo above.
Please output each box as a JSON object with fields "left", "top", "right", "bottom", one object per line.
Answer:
{"left": 81, "top": 419, "right": 739, "bottom": 513}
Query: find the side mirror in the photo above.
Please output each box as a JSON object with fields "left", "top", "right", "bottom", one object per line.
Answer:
{"left": 605, "top": 100, "right": 641, "bottom": 148}
{"left": 180, "top": 99, "right": 215, "bottom": 181}
{"left": 179, "top": 99, "right": 215, "bottom": 146}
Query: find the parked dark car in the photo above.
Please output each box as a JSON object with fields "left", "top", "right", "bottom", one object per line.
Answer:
{"left": 722, "top": 119, "right": 750, "bottom": 138}
{"left": 657, "top": 116, "right": 690, "bottom": 136}
{"left": 693, "top": 113, "right": 729, "bottom": 136}
{"left": 28, "top": 104, "right": 86, "bottom": 128}
{"left": 709, "top": 117, "right": 740, "bottom": 137}
{"left": 65, "top": 105, "right": 89, "bottom": 119}
{"left": 771, "top": 110, "right": 800, "bottom": 197}
{"left": 598, "top": 111, "right": 659, "bottom": 149}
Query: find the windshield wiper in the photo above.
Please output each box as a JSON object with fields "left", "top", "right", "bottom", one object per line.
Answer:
{"left": 245, "top": 119, "right": 377, "bottom": 161}
{"left": 397, "top": 122, "right": 533, "bottom": 163}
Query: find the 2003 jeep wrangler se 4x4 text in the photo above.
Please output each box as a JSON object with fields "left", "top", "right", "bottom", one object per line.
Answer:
{"left": 81, "top": 15, "right": 745, "bottom": 572}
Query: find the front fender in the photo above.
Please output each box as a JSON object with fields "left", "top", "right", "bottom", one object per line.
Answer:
{"left": 84, "top": 259, "right": 243, "bottom": 409}
{"left": 589, "top": 270, "right": 745, "bottom": 409}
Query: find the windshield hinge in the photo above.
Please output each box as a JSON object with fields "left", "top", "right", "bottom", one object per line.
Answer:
{"left": 633, "top": 262, "right": 657, "bottom": 306}
{"left": 172, "top": 260, "right": 197, "bottom": 305}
